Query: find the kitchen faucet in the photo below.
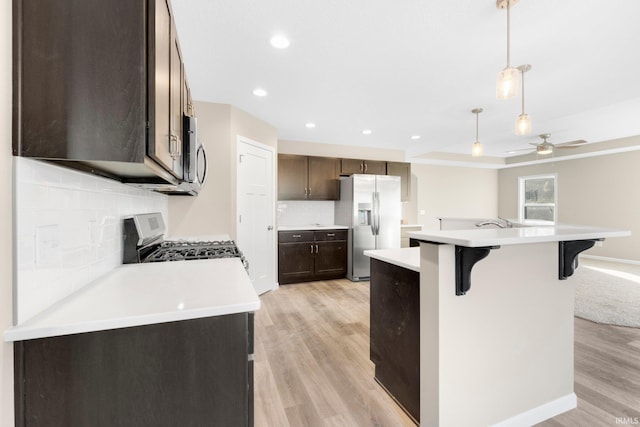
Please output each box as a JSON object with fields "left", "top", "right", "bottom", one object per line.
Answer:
{"left": 475, "top": 218, "right": 512, "bottom": 228}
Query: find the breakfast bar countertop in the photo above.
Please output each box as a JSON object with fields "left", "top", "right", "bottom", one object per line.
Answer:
{"left": 409, "top": 224, "right": 631, "bottom": 248}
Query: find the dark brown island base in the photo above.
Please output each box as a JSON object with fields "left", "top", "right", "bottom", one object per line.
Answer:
{"left": 368, "top": 248, "right": 420, "bottom": 423}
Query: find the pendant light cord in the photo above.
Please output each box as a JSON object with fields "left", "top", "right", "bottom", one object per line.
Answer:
{"left": 475, "top": 111, "right": 479, "bottom": 142}
{"left": 521, "top": 68, "right": 525, "bottom": 114}
{"left": 506, "top": 2, "right": 511, "bottom": 67}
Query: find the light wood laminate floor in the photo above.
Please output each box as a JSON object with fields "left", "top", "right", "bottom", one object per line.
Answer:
{"left": 254, "top": 279, "right": 640, "bottom": 426}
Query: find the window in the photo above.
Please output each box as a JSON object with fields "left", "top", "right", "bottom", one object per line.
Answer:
{"left": 518, "top": 174, "right": 557, "bottom": 224}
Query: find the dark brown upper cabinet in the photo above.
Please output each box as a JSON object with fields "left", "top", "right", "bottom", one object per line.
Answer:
{"left": 340, "top": 158, "right": 387, "bottom": 175}
{"left": 386, "top": 161, "right": 411, "bottom": 202}
{"left": 13, "top": 0, "right": 190, "bottom": 186}
{"left": 278, "top": 154, "right": 340, "bottom": 200}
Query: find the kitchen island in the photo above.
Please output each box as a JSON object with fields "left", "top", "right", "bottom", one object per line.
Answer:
{"left": 365, "top": 247, "right": 420, "bottom": 422}
{"left": 405, "top": 224, "right": 630, "bottom": 426}
{"left": 5, "top": 257, "right": 259, "bottom": 427}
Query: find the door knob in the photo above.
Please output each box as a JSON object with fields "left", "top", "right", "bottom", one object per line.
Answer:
{"left": 267, "top": 225, "right": 273, "bottom": 230}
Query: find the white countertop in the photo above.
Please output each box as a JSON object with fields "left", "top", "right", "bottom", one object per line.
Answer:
{"left": 278, "top": 225, "right": 349, "bottom": 231}
{"left": 5, "top": 258, "right": 260, "bottom": 342}
{"left": 400, "top": 224, "right": 423, "bottom": 228}
{"left": 409, "top": 224, "right": 630, "bottom": 247}
{"left": 364, "top": 247, "right": 420, "bottom": 272}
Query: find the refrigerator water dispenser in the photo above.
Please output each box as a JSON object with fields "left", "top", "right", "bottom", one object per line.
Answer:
{"left": 358, "top": 203, "right": 372, "bottom": 225}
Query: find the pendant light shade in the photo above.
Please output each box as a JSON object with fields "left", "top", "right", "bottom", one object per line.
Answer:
{"left": 515, "top": 64, "right": 532, "bottom": 135}
{"left": 472, "top": 141, "right": 483, "bottom": 157}
{"left": 496, "top": 0, "right": 520, "bottom": 100}
{"left": 496, "top": 67, "right": 519, "bottom": 100}
{"left": 515, "top": 114, "right": 532, "bottom": 135}
{"left": 471, "top": 108, "right": 484, "bottom": 157}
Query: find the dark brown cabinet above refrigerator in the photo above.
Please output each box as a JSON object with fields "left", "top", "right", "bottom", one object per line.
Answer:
{"left": 13, "top": 0, "right": 191, "bottom": 190}
{"left": 340, "top": 158, "right": 387, "bottom": 175}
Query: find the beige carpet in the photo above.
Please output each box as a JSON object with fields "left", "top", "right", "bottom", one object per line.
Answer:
{"left": 573, "top": 264, "right": 640, "bottom": 328}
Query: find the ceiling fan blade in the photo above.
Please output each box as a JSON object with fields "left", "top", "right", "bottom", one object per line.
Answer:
{"left": 507, "top": 148, "right": 535, "bottom": 152}
{"left": 554, "top": 139, "right": 587, "bottom": 147}
{"left": 528, "top": 142, "right": 539, "bottom": 147}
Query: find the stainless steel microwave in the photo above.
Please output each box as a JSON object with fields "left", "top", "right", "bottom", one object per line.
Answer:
{"left": 181, "top": 115, "right": 207, "bottom": 194}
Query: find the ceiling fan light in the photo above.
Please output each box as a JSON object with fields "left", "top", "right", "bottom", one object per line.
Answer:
{"left": 496, "top": 67, "right": 519, "bottom": 99}
{"left": 515, "top": 113, "right": 532, "bottom": 135}
{"left": 537, "top": 145, "right": 553, "bottom": 155}
{"left": 472, "top": 141, "right": 483, "bottom": 157}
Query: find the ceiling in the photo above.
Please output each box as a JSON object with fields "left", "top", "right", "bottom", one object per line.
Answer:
{"left": 171, "top": 0, "right": 640, "bottom": 165}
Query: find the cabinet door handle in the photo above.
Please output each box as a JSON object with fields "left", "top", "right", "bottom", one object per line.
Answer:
{"left": 327, "top": 233, "right": 335, "bottom": 237}
{"left": 364, "top": 162, "right": 368, "bottom": 172}
{"left": 304, "top": 187, "right": 308, "bottom": 196}
{"left": 310, "top": 244, "right": 314, "bottom": 254}
{"left": 308, "top": 187, "right": 311, "bottom": 197}
{"left": 292, "top": 234, "right": 301, "bottom": 238}
{"left": 360, "top": 162, "right": 364, "bottom": 172}
{"left": 315, "top": 244, "right": 319, "bottom": 254}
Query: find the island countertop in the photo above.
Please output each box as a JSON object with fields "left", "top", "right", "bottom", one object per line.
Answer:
{"left": 4, "top": 258, "right": 260, "bottom": 342}
{"left": 409, "top": 224, "right": 630, "bottom": 248}
{"left": 364, "top": 247, "right": 420, "bottom": 272}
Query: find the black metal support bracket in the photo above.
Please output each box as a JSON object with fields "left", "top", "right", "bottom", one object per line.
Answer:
{"left": 558, "top": 239, "right": 602, "bottom": 280}
{"left": 455, "top": 245, "right": 499, "bottom": 296}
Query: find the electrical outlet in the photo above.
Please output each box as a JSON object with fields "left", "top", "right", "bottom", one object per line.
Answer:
{"left": 35, "top": 224, "right": 60, "bottom": 268}
{"left": 595, "top": 240, "right": 603, "bottom": 247}
{"left": 419, "top": 209, "right": 426, "bottom": 216}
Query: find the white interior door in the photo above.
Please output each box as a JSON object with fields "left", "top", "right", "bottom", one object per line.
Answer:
{"left": 237, "top": 137, "right": 276, "bottom": 295}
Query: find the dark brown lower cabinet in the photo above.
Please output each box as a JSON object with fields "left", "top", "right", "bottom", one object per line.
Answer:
{"left": 370, "top": 259, "right": 420, "bottom": 423}
{"left": 278, "top": 230, "right": 347, "bottom": 284}
{"left": 14, "top": 313, "right": 254, "bottom": 427}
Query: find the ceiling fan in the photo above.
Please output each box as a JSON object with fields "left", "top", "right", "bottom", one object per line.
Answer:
{"left": 510, "top": 133, "right": 587, "bottom": 155}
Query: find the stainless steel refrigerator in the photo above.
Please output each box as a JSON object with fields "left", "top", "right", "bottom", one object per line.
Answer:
{"left": 335, "top": 174, "right": 401, "bottom": 281}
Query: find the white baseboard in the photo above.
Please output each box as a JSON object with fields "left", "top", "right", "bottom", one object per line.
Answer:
{"left": 581, "top": 254, "right": 640, "bottom": 266}
{"left": 492, "top": 393, "right": 577, "bottom": 427}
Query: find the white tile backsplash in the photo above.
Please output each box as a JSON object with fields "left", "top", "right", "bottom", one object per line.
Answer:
{"left": 277, "top": 200, "right": 335, "bottom": 226}
{"left": 14, "top": 157, "right": 169, "bottom": 324}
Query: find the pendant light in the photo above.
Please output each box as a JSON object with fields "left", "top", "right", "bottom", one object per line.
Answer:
{"left": 496, "top": 0, "right": 520, "bottom": 100}
{"left": 515, "top": 64, "right": 532, "bottom": 135}
{"left": 471, "top": 108, "right": 484, "bottom": 157}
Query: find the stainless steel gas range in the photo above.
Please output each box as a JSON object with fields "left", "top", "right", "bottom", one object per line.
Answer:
{"left": 123, "top": 212, "right": 248, "bottom": 270}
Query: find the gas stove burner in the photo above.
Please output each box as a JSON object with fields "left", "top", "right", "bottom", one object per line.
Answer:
{"left": 122, "top": 214, "right": 249, "bottom": 272}
{"left": 143, "top": 240, "right": 243, "bottom": 263}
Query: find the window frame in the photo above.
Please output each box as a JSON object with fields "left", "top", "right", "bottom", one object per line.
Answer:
{"left": 518, "top": 173, "right": 558, "bottom": 224}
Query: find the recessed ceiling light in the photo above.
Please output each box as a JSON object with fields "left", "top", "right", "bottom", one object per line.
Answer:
{"left": 270, "top": 34, "right": 290, "bottom": 49}
{"left": 362, "top": 129, "right": 372, "bottom": 135}
{"left": 305, "top": 123, "right": 316, "bottom": 128}
{"left": 410, "top": 135, "right": 421, "bottom": 140}
{"left": 252, "top": 88, "right": 268, "bottom": 97}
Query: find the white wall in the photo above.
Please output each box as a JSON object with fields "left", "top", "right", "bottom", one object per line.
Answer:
{"left": 1, "top": 0, "right": 13, "bottom": 422}
{"left": 278, "top": 139, "right": 405, "bottom": 162}
{"left": 498, "top": 145, "right": 640, "bottom": 261}
{"left": 412, "top": 163, "right": 499, "bottom": 230}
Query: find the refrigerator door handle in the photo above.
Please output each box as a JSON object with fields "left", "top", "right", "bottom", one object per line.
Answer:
{"left": 372, "top": 192, "right": 380, "bottom": 236}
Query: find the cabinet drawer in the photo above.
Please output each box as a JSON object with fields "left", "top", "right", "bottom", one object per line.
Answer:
{"left": 314, "top": 230, "right": 348, "bottom": 241}
{"left": 278, "top": 231, "right": 314, "bottom": 243}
